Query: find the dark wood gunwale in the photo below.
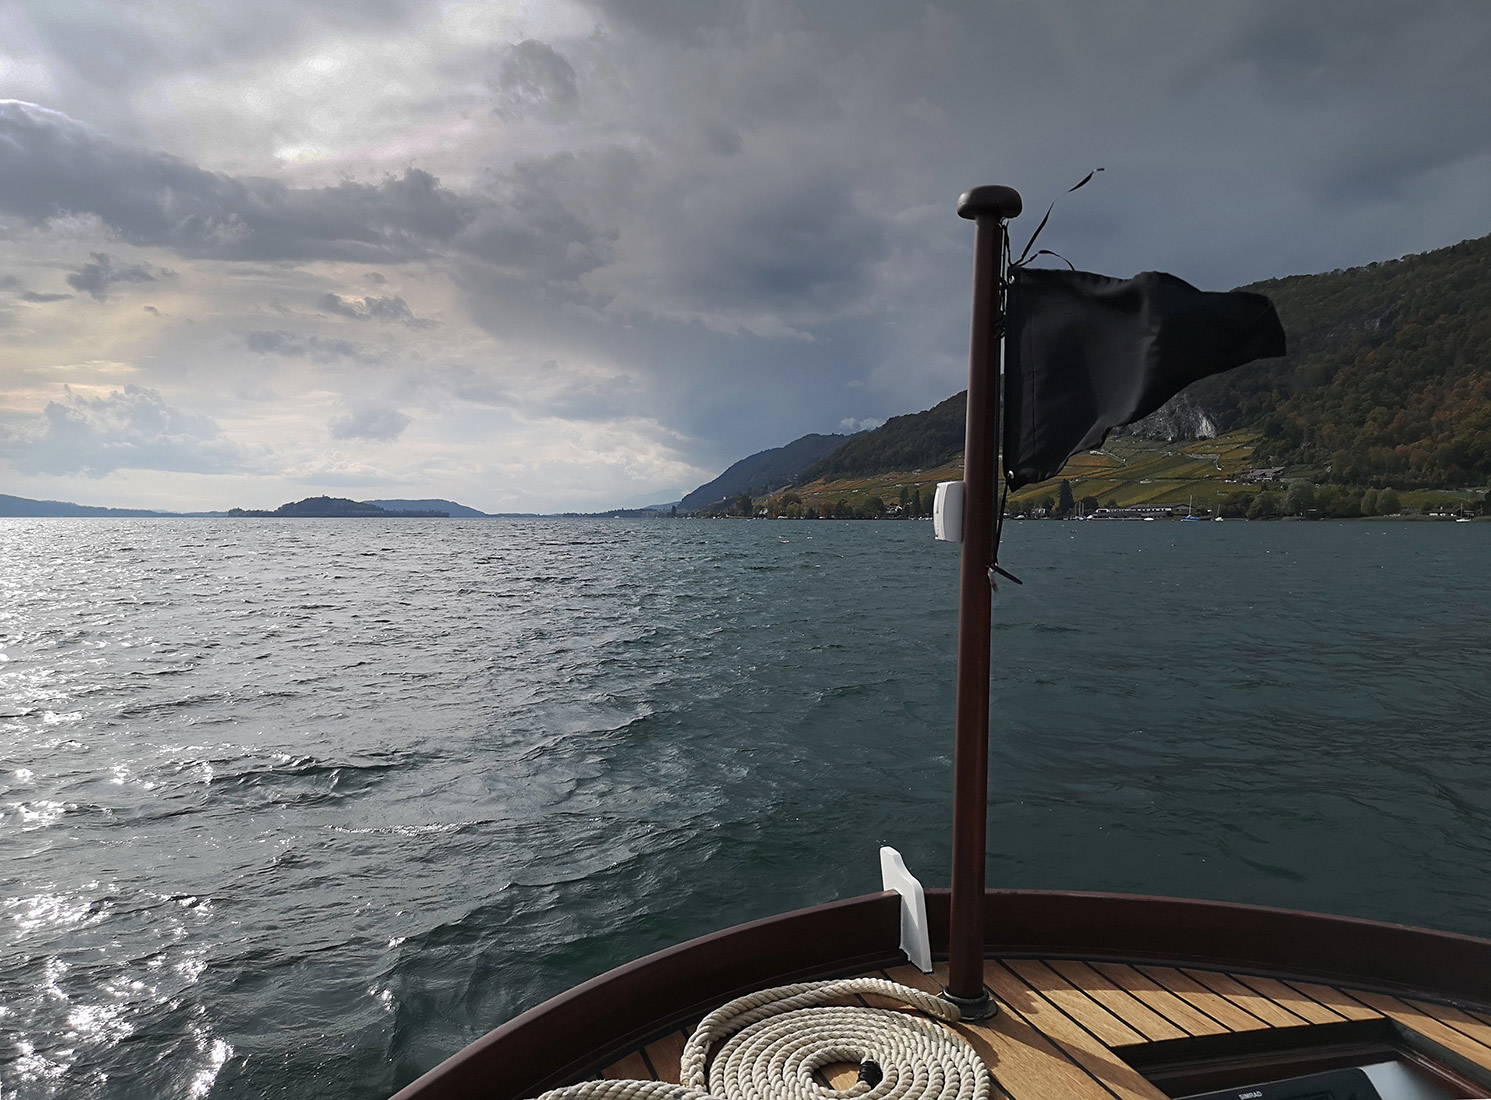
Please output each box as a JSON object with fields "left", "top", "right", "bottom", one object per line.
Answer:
{"left": 390, "top": 889, "right": 1491, "bottom": 1100}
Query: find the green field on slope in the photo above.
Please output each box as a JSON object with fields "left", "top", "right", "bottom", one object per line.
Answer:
{"left": 789, "top": 430, "right": 1482, "bottom": 516}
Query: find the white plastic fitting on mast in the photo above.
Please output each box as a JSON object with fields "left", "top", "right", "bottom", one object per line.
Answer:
{"left": 932, "top": 481, "right": 965, "bottom": 542}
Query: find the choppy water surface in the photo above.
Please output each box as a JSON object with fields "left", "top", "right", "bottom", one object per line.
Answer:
{"left": 2, "top": 518, "right": 1489, "bottom": 1098}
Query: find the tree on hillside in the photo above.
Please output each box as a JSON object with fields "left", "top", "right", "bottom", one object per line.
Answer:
{"left": 1285, "top": 482, "right": 1315, "bottom": 516}
{"left": 1056, "top": 479, "right": 1075, "bottom": 517}
{"left": 866, "top": 496, "right": 885, "bottom": 517}
{"left": 1220, "top": 493, "right": 1253, "bottom": 518}
{"left": 736, "top": 492, "right": 753, "bottom": 517}
{"left": 1378, "top": 489, "right": 1401, "bottom": 515}
{"left": 1247, "top": 491, "right": 1281, "bottom": 520}
{"left": 1362, "top": 488, "right": 1380, "bottom": 516}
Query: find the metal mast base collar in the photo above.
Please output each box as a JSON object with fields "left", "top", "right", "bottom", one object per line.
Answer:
{"left": 938, "top": 984, "right": 999, "bottom": 1021}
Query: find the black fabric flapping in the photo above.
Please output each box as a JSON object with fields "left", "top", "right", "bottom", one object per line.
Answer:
{"left": 1001, "top": 267, "right": 1284, "bottom": 490}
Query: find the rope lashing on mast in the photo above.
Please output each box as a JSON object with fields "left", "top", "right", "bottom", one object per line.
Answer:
{"left": 534, "top": 978, "right": 990, "bottom": 1100}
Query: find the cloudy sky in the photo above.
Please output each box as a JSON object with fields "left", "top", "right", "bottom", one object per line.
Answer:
{"left": 2, "top": 1, "right": 1488, "bottom": 512}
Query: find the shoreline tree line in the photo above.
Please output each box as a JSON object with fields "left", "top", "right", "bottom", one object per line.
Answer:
{"left": 700, "top": 480, "right": 1491, "bottom": 521}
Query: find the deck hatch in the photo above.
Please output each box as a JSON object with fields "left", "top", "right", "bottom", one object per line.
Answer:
{"left": 1115, "top": 1017, "right": 1490, "bottom": 1099}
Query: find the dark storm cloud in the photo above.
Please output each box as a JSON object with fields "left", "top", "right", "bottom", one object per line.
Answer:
{"left": 22, "top": 291, "right": 73, "bottom": 302}
{"left": 1176, "top": 1, "right": 1491, "bottom": 206}
{"left": 65, "top": 252, "right": 169, "bottom": 301}
{"left": 0, "top": 101, "right": 474, "bottom": 262}
{"left": 457, "top": 152, "right": 619, "bottom": 281}
{"left": 642, "top": 169, "right": 887, "bottom": 318}
{"left": 243, "top": 329, "right": 372, "bottom": 362}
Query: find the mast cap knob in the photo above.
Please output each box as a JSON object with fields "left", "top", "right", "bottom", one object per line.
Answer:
{"left": 957, "top": 185, "right": 1022, "bottom": 221}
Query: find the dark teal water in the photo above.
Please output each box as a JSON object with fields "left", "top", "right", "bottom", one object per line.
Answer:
{"left": 2, "top": 518, "right": 1488, "bottom": 1099}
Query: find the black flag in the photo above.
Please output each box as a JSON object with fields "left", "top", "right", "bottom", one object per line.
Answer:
{"left": 1002, "top": 267, "right": 1285, "bottom": 490}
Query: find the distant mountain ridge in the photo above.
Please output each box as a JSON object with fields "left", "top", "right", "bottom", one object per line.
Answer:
{"left": 679, "top": 432, "right": 854, "bottom": 511}
{"left": 0, "top": 493, "right": 176, "bottom": 517}
{"left": 362, "top": 498, "right": 489, "bottom": 517}
{"left": 0, "top": 492, "right": 490, "bottom": 518}
{"left": 228, "top": 496, "right": 447, "bottom": 517}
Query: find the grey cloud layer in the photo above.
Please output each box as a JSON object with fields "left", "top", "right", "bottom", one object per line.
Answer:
{"left": 0, "top": 101, "right": 473, "bottom": 262}
{"left": 329, "top": 404, "right": 412, "bottom": 441}
{"left": 3, "top": 0, "right": 1490, "bottom": 499}
{"left": 4, "top": 385, "right": 246, "bottom": 477}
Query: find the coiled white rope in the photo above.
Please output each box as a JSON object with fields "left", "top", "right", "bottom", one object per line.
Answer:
{"left": 535, "top": 978, "right": 989, "bottom": 1100}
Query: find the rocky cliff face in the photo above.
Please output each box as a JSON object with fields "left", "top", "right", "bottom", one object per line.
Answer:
{"left": 1116, "top": 391, "right": 1217, "bottom": 443}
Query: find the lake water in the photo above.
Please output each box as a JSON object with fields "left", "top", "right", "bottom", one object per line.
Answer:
{"left": 2, "top": 517, "right": 1489, "bottom": 1099}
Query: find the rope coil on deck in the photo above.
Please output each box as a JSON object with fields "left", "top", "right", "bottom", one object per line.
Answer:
{"left": 535, "top": 978, "right": 989, "bottom": 1100}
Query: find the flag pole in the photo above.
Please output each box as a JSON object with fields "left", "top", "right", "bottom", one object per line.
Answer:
{"left": 943, "top": 185, "right": 1022, "bottom": 1017}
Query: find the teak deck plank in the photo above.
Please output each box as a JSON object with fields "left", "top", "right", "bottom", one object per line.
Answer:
{"left": 1045, "top": 960, "right": 1187, "bottom": 1042}
{"left": 1404, "top": 997, "right": 1491, "bottom": 1050}
{"left": 1089, "top": 962, "right": 1231, "bottom": 1036}
{"left": 1136, "top": 966, "right": 1270, "bottom": 1032}
{"left": 642, "top": 1032, "right": 687, "bottom": 1086}
{"left": 979, "top": 963, "right": 1168, "bottom": 1100}
{"left": 600, "top": 1051, "right": 654, "bottom": 1081}
{"left": 1225, "top": 974, "right": 1345, "bottom": 1025}
{"left": 1181, "top": 969, "right": 1309, "bottom": 1028}
{"left": 1345, "top": 990, "right": 1491, "bottom": 1073}
{"left": 1002, "top": 960, "right": 1148, "bottom": 1047}
{"left": 886, "top": 964, "right": 1119, "bottom": 1100}
{"left": 1281, "top": 979, "right": 1383, "bottom": 1022}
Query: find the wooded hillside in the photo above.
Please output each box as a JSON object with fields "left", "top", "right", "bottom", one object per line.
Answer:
{"left": 795, "top": 393, "right": 967, "bottom": 483}
{"left": 1190, "top": 231, "right": 1491, "bottom": 487}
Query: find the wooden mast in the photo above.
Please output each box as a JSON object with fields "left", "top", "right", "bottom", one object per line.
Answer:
{"left": 943, "top": 185, "right": 1021, "bottom": 1016}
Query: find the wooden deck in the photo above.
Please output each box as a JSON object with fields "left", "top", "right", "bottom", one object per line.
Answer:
{"left": 598, "top": 958, "right": 1491, "bottom": 1099}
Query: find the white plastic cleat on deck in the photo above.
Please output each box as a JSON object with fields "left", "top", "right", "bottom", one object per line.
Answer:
{"left": 880, "top": 846, "right": 933, "bottom": 973}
